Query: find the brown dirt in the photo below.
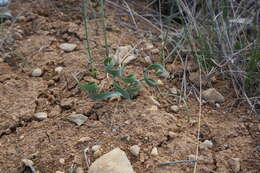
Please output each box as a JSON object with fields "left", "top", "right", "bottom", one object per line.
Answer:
{"left": 0, "top": 1, "right": 259, "bottom": 173}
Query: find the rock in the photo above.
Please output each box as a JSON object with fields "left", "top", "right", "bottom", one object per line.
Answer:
{"left": 157, "top": 79, "right": 164, "bottom": 86}
{"left": 0, "top": 58, "right": 4, "bottom": 62}
{"left": 216, "top": 103, "right": 220, "bottom": 108}
{"left": 93, "top": 149, "right": 103, "bottom": 158}
{"left": 92, "top": 145, "right": 101, "bottom": 152}
{"left": 113, "top": 45, "right": 137, "bottom": 65}
{"left": 170, "top": 105, "right": 179, "bottom": 113}
{"left": 151, "top": 147, "right": 158, "bottom": 156}
{"left": 159, "top": 71, "right": 170, "bottom": 78}
{"left": 78, "top": 136, "right": 91, "bottom": 143}
{"left": 145, "top": 43, "right": 154, "bottom": 50}
{"left": 55, "top": 66, "right": 63, "bottom": 74}
{"left": 202, "top": 88, "right": 225, "bottom": 103}
{"left": 88, "top": 148, "right": 135, "bottom": 173}
{"left": 148, "top": 96, "right": 160, "bottom": 106}
{"left": 144, "top": 56, "right": 153, "bottom": 64}
{"left": 147, "top": 105, "right": 158, "bottom": 112}
{"left": 151, "top": 48, "right": 160, "bottom": 54}
{"left": 34, "top": 112, "right": 48, "bottom": 120}
{"left": 76, "top": 167, "right": 84, "bottom": 173}
{"left": 229, "top": 158, "right": 240, "bottom": 173}
{"left": 129, "top": 145, "right": 140, "bottom": 157}
{"left": 59, "top": 43, "right": 77, "bottom": 52}
{"left": 67, "top": 114, "right": 88, "bottom": 126}
{"left": 59, "top": 158, "right": 65, "bottom": 165}
{"left": 170, "top": 87, "right": 178, "bottom": 95}
{"left": 22, "top": 159, "right": 34, "bottom": 166}
{"left": 202, "top": 140, "right": 213, "bottom": 148}
{"left": 32, "top": 68, "right": 43, "bottom": 77}
{"left": 168, "top": 131, "right": 178, "bottom": 139}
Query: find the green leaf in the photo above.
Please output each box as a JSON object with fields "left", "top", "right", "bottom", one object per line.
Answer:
{"left": 104, "top": 57, "right": 115, "bottom": 68}
{"left": 88, "top": 91, "right": 122, "bottom": 99}
{"left": 79, "top": 82, "right": 98, "bottom": 92}
{"left": 145, "top": 64, "right": 165, "bottom": 75}
{"left": 144, "top": 77, "right": 157, "bottom": 88}
{"left": 113, "top": 81, "right": 131, "bottom": 99}
{"left": 122, "top": 74, "right": 137, "bottom": 83}
{"left": 105, "top": 67, "right": 124, "bottom": 77}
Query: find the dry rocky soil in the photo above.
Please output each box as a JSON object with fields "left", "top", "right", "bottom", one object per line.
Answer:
{"left": 0, "top": 1, "right": 259, "bottom": 173}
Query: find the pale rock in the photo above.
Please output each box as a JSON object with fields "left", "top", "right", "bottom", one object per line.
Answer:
{"left": 123, "top": 55, "right": 137, "bottom": 65}
{"left": 92, "top": 145, "right": 101, "bottom": 152}
{"left": 79, "top": 136, "right": 91, "bottom": 143}
{"left": 67, "top": 114, "right": 88, "bottom": 126}
{"left": 170, "top": 87, "right": 178, "bottom": 95}
{"left": 22, "top": 159, "right": 34, "bottom": 166}
{"left": 144, "top": 56, "right": 153, "bottom": 64}
{"left": 151, "top": 147, "right": 158, "bottom": 156}
{"left": 0, "top": 58, "right": 4, "bottom": 62}
{"left": 157, "top": 79, "right": 164, "bottom": 86}
{"left": 88, "top": 148, "right": 135, "bottom": 173}
{"left": 93, "top": 149, "right": 103, "bottom": 158}
{"left": 148, "top": 96, "right": 160, "bottom": 106}
{"left": 129, "top": 145, "right": 140, "bottom": 157}
{"left": 32, "top": 68, "right": 43, "bottom": 77}
{"left": 59, "top": 43, "right": 77, "bottom": 52}
{"left": 229, "top": 158, "right": 240, "bottom": 173}
{"left": 202, "top": 140, "right": 213, "bottom": 148}
{"left": 202, "top": 88, "right": 225, "bottom": 103}
{"left": 151, "top": 48, "right": 160, "bottom": 54}
{"left": 145, "top": 43, "right": 154, "bottom": 50}
{"left": 159, "top": 70, "right": 170, "bottom": 78}
{"left": 113, "top": 45, "right": 137, "bottom": 65}
{"left": 34, "top": 112, "right": 48, "bottom": 120}
{"left": 55, "top": 66, "right": 63, "bottom": 74}
{"left": 170, "top": 105, "right": 179, "bottom": 113}
{"left": 59, "top": 158, "right": 65, "bottom": 165}
{"left": 168, "top": 131, "right": 178, "bottom": 139}
{"left": 120, "top": 134, "right": 130, "bottom": 141}
{"left": 148, "top": 105, "right": 158, "bottom": 111}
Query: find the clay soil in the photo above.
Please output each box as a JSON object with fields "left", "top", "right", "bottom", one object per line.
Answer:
{"left": 0, "top": 1, "right": 259, "bottom": 173}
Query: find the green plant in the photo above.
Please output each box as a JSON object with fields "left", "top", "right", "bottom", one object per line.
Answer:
{"left": 80, "top": 57, "right": 165, "bottom": 99}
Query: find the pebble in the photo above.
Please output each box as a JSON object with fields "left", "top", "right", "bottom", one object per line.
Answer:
{"left": 170, "top": 86, "right": 178, "bottom": 95}
{"left": 129, "top": 145, "right": 140, "bottom": 157}
{"left": 0, "top": 58, "right": 4, "bottom": 62}
{"left": 59, "top": 158, "right": 65, "bottom": 165}
{"left": 145, "top": 43, "right": 154, "bottom": 50}
{"left": 76, "top": 167, "right": 84, "bottom": 173}
{"left": 67, "top": 114, "right": 88, "bottom": 126}
{"left": 157, "top": 79, "right": 164, "bottom": 86}
{"left": 216, "top": 103, "right": 220, "bottom": 108}
{"left": 34, "top": 112, "right": 48, "bottom": 120}
{"left": 151, "top": 48, "right": 160, "bottom": 54}
{"left": 144, "top": 56, "right": 153, "bottom": 64}
{"left": 229, "top": 158, "right": 240, "bottom": 173}
{"left": 93, "top": 149, "right": 103, "bottom": 158}
{"left": 202, "top": 140, "right": 213, "bottom": 148}
{"left": 168, "top": 131, "right": 178, "bottom": 139}
{"left": 170, "top": 105, "right": 179, "bottom": 113}
{"left": 22, "top": 159, "right": 34, "bottom": 166}
{"left": 148, "top": 96, "right": 160, "bottom": 106}
{"left": 78, "top": 136, "right": 91, "bottom": 143}
{"left": 55, "top": 66, "right": 63, "bottom": 74}
{"left": 31, "top": 68, "right": 43, "bottom": 77}
{"left": 148, "top": 105, "right": 158, "bottom": 111}
{"left": 88, "top": 148, "right": 135, "bottom": 173}
{"left": 59, "top": 43, "right": 77, "bottom": 52}
{"left": 151, "top": 147, "right": 158, "bottom": 156}
{"left": 92, "top": 145, "right": 101, "bottom": 152}
{"left": 202, "top": 88, "right": 225, "bottom": 103}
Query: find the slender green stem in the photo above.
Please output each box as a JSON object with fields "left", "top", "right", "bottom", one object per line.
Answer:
{"left": 100, "top": 0, "right": 109, "bottom": 57}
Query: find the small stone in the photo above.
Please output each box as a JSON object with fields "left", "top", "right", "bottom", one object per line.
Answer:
{"left": 0, "top": 58, "right": 4, "bottom": 62}
{"left": 76, "top": 167, "right": 84, "bottom": 173}
{"left": 168, "top": 131, "right": 178, "bottom": 139}
{"left": 202, "top": 88, "right": 225, "bottom": 103}
{"left": 92, "top": 145, "right": 101, "bottom": 152}
{"left": 144, "top": 56, "right": 153, "bottom": 64}
{"left": 79, "top": 136, "right": 91, "bottom": 143}
{"left": 22, "top": 159, "right": 34, "bottom": 166}
{"left": 34, "top": 112, "right": 48, "bottom": 120}
{"left": 67, "top": 114, "right": 88, "bottom": 126}
{"left": 229, "top": 158, "right": 240, "bottom": 173}
{"left": 170, "top": 105, "right": 179, "bottom": 113}
{"left": 159, "top": 71, "right": 170, "bottom": 79}
{"left": 151, "top": 48, "right": 160, "bottom": 54}
{"left": 202, "top": 140, "right": 213, "bottom": 148}
{"left": 120, "top": 134, "right": 130, "bottom": 141}
{"left": 88, "top": 148, "right": 135, "bottom": 173}
{"left": 157, "top": 79, "right": 164, "bottom": 86}
{"left": 216, "top": 103, "right": 220, "bottom": 108}
{"left": 55, "top": 66, "right": 63, "bottom": 74}
{"left": 32, "top": 68, "right": 43, "bottom": 77}
{"left": 59, "top": 158, "right": 65, "bottom": 165}
{"left": 93, "top": 149, "right": 103, "bottom": 158}
{"left": 148, "top": 105, "right": 158, "bottom": 111}
{"left": 170, "top": 87, "right": 178, "bottom": 95}
{"left": 129, "top": 145, "right": 140, "bottom": 157}
{"left": 145, "top": 43, "right": 154, "bottom": 50}
{"left": 148, "top": 96, "right": 160, "bottom": 106}
{"left": 59, "top": 43, "right": 77, "bottom": 52}
{"left": 19, "top": 135, "right": 24, "bottom": 140}
{"left": 151, "top": 147, "right": 158, "bottom": 156}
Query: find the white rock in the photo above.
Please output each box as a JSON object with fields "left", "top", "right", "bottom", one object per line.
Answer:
{"left": 157, "top": 79, "right": 164, "bottom": 86}
{"left": 32, "top": 68, "right": 43, "bottom": 77}
{"left": 202, "top": 88, "right": 225, "bottom": 103}
{"left": 159, "top": 70, "right": 170, "bottom": 78}
{"left": 59, "top": 43, "right": 77, "bottom": 52}
{"left": 145, "top": 43, "right": 154, "bottom": 50}
{"left": 151, "top": 147, "right": 158, "bottom": 156}
{"left": 129, "top": 145, "right": 140, "bottom": 157}
{"left": 148, "top": 96, "right": 160, "bottom": 106}
{"left": 22, "top": 159, "right": 34, "bottom": 166}
{"left": 34, "top": 112, "right": 48, "bottom": 120}
{"left": 92, "top": 145, "right": 101, "bottom": 152}
{"left": 170, "top": 105, "right": 179, "bottom": 113}
{"left": 202, "top": 140, "right": 213, "bottom": 148}
{"left": 59, "top": 158, "right": 65, "bottom": 165}
{"left": 144, "top": 56, "right": 153, "bottom": 64}
{"left": 88, "top": 148, "right": 135, "bottom": 173}
{"left": 55, "top": 66, "right": 63, "bottom": 74}
{"left": 67, "top": 114, "right": 88, "bottom": 126}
